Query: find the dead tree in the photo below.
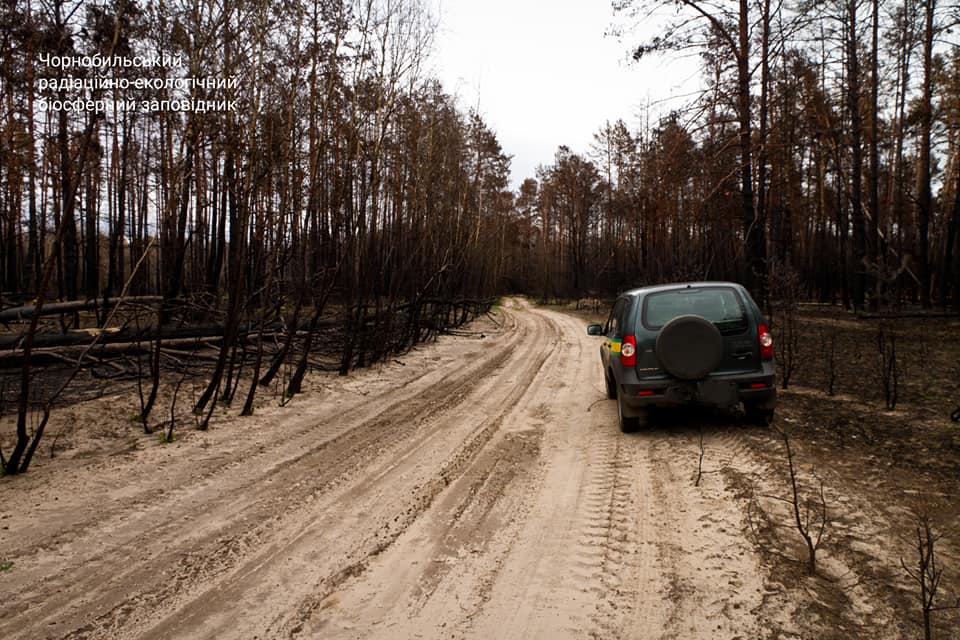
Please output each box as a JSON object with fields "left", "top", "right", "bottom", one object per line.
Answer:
{"left": 776, "top": 426, "right": 828, "bottom": 574}
{"left": 900, "top": 504, "right": 959, "bottom": 640}
{"left": 876, "top": 320, "right": 899, "bottom": 410}
{"left": 770, "top": 260, "right": 801, "bottom": 389}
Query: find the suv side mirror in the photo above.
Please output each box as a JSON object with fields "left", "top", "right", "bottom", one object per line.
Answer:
{"left": 586, "top": 323, "right": 604, "bottom": 336}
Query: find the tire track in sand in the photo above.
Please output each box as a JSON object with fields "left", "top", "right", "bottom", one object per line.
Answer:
{"left": 298, "top": 308, "right": 578, "bottom": 639}
{"left": 275, "top": 310, "right": 565, "bottom": 638}
{"left": 459, "top": 309, "right": 669, "bottom": 640}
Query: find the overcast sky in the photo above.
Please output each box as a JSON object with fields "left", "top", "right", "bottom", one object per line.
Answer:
{"left": 428, "top": 0, "right": 702, "bottom": 189}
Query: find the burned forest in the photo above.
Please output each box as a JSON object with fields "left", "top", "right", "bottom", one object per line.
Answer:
{"left": 1, "top": 0, "right": 959, "bottom": 473}
{"left": 0, "top": 0, "right": 514, "bottom": 473}
{"left": 2, "top": 1, "right": 960, "bottom": 639}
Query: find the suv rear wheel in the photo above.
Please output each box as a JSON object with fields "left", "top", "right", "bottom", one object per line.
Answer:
{"left": 605, "top": 369, "right": 617, "bottom": 399}
{"left": 617, "top": 387, "right": 646, "bottom": 433}
{"left": 744, "top": 403, "right": 774, "bottom": 427}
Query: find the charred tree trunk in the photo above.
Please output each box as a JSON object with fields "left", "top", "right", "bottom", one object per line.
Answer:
{"left": 737, "top": 0, "right": 765, "bottom": 305}
{"left": 916, "top": 0, "right": 935, "bottom": 308}
{"left": 193, "top": 151, "right": 245, "bottom": 419}
{"left": 286, "top": 258, "right": 342, "bottom": 398}
{"left": 868, "top": 0, "right": 881, "bottom": 311}
{"left": 848, "top": 0, "right": 866, "bottom": 312}
{"left": 947, "top": 161, "right": 960, "bottom": 311}
{"left": 757, "top": 0, "right": 771, "bottom": 289}
{"left": 6, "top": 115, "right": 100, "bottom": 474}
{"left": 59, "top": 108, "right": 79, "bottom": 311}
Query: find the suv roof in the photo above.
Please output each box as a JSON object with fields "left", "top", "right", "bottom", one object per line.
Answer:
{"left": 620, "top": 281, "right": 748, "bottom": 298}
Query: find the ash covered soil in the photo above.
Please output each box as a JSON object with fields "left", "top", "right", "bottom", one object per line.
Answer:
{"left": 1, "top": 298, "right": 959, "bottom": 639}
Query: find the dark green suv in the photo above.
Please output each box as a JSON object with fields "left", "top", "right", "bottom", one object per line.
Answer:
{"left": 587, "top": 282, "right": 776, "bottom": 431}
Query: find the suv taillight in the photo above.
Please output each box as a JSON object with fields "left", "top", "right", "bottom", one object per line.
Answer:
{"left": 758, "top": 324, "right": 773, "bottom": 360}
{"left": 621, "top": 334, "right": 637, "bottom": 367}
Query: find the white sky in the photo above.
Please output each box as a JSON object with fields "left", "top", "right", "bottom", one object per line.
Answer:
{"left": 428, "top": 0, "right": 703, "bottom": 189}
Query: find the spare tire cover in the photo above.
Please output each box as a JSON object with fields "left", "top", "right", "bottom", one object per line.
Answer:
{"left": 655, "top": 314, "right": 724, "bottom": 380}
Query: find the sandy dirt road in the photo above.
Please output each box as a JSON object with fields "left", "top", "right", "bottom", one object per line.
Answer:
{"left": 0, "top": 299, "right": 948, "bottom": 639}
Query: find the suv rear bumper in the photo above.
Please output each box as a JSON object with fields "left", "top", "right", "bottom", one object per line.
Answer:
{"left": 618, "top": 362, "right": 776, "bottom": 416}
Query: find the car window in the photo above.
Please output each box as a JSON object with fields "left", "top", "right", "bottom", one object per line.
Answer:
{"left": 617, "top": 299, "right": 631, "bottom": 336}
{"left": 606, "top": 299, "right": 625, "bottom": 337}
{"left": 642, "top": 287, "right": 747, "bottom": 333}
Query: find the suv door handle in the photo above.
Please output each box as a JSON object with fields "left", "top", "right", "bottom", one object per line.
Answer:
{"left": 731, "top": 350, "right": 752, "bottom": 360}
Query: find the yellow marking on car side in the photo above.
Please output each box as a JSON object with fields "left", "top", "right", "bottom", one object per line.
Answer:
{"left": 603, "top": 339, "right": 622, "bottom": 354}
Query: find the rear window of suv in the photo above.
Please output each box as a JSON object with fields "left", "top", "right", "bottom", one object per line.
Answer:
{"left": 642, "top": 287, "right": 748, "bottom": 334}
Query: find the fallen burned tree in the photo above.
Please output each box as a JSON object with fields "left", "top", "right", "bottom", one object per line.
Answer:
{"left": 0, "top": 297, "right": 164, "bottom": 323}
{"left": 0, "top": 322, "right": 297, "bottom": 352}
{"left": 0, "top": 330, "right": 289, "bottom": 368}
